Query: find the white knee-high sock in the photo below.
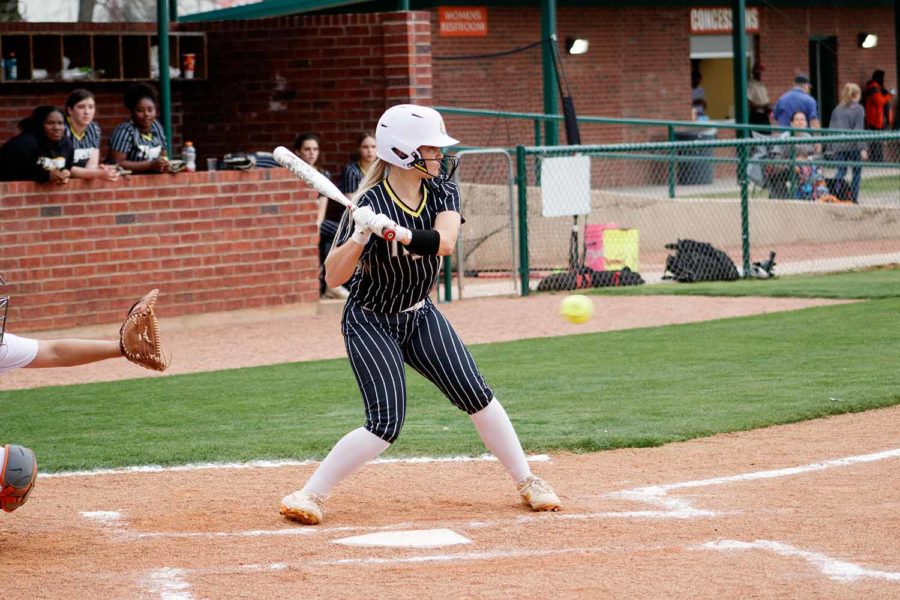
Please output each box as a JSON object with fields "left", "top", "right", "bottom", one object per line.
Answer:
{"left": 470, "top": 398, "right": 532, "bottom": 483}
{"left": 303, "top": 427, "right": 390, "bottom": 497}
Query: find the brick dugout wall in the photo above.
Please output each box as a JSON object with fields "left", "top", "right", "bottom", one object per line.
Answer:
{"left": 1, "top": 12, "right": 432, "bottom": 178}
{"left": 1, "top": 170, "right": 317, "bottom": 333}
{"left": 177, "top": 11, "right": 431, "bottom": 178}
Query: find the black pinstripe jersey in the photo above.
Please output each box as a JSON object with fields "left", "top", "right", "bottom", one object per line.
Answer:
{"left": 338, "top": 177, "right": 460, "bottom": 314}
{"left": 108, "top": 120, "right": 167, "bottom": 163}
{"left": 65, "top": 121, "right": 101, "bottom": 168}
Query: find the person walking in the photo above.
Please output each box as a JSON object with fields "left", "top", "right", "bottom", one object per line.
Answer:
{"left": 829, "top": 83, "right": 867, "bottom": 202}
{"left": 774, "top": 73, "right": 820, "bottom": 129}
{"left": 863, "top": 69, "right": 894, "bottom": 162}
{"left": 279, "top": 104, "right": 560, "bottom": 525}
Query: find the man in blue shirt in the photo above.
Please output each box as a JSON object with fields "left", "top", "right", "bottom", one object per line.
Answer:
{"left": 773, "top": 73, "right": 820, "bottom": 128}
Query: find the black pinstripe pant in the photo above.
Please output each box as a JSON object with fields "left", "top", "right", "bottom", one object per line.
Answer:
{"left": 342, "top": 299, "right": 494, "bottom": 443}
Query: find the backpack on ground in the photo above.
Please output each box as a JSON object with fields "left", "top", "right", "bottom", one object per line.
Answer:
{"left": 536, "top": 267, "right": 645, "bottom": 291}
{"left": 664, "top": 239, "right": 740, "bottom": 283}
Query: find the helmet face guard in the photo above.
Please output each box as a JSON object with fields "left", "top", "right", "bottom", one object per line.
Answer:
{"left": 411, "top": 153, "right": 460, "bottom": 182}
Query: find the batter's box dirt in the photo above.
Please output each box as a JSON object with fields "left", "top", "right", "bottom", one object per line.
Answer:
{"left": 3, "top": 405, "right": 898, "bottom": 599}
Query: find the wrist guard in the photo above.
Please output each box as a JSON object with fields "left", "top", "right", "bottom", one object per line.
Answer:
{"left": 406, "top": 229, "right": 441, "bottom": 255}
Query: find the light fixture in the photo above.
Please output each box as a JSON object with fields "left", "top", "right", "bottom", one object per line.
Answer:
{"left": 565, "top": 37, "right": 589, "bottom": 55}
{"left": 858, "top": 33, "right": 878, "bottom": 49}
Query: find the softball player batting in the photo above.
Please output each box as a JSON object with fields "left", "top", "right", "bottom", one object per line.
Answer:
{"left": 280, "top": 105, "right": 560, "bottom": 525}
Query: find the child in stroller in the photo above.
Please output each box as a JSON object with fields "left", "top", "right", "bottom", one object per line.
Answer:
{"left": 748, "top": 116, "right": 828, "bottom": 200}
{"left": 792, "top": 146, "right": 830, "bottom": 200}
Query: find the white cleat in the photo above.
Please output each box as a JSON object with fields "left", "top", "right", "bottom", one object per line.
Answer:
{"left": 280, "top": 490, "right": 326, "bottom": 525}
{"left": 517, "top": 475, "right": 561, "bottom": 512}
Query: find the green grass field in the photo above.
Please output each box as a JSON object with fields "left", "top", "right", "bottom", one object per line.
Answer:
{"left": 590, "top": 265, "right": 900, "bottom": 299}
{"left": 1, "top": 269, "right": 897, "bottom": 472}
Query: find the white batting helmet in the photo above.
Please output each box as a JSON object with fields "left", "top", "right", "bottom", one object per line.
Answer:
{"left": 376, "top": 104, "right": 459, "bottom": 174}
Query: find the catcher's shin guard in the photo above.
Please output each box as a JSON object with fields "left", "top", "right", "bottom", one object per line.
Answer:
{"left": 1, "top": 444, "right": 38, "bottom": 513}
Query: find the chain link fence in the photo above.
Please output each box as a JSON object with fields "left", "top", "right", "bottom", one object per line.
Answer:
{"left": 454, "top": 131, "right": 900, "bottom": 295}
{"left": 452, "top": 149, "right": 519, "bottom": 298}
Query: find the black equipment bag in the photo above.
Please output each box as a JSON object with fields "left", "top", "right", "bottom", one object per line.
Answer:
{"left": 664, "top": 239, "right": 740, "bottom": 283}
{"left": 536, "top": 267, "right": 645, "bottom": 291}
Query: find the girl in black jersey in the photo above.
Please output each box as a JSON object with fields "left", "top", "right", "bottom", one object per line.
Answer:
{"left": 108, "top": 84, "right": 170, "bottom": 174}
{"left": 338, "top": 131, "right": 376, "bottom": 199}
{"left": 294, "top": 133, "right": 347, "bottom": 299}
{"left": 280, "top": 105, "right": 559, "bottom": 525}
{"left": 0, "top": 106, "right": 73, "bottom": 184}
{"left": 64, "top": 89, "right": 119, "bottom": 181}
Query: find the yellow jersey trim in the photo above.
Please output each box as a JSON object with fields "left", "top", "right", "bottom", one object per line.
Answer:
{"left": 66, "top": 117, "right": 86, "bottom": 141}
{"left": 383, "top": 179, "right": 427, "bottom": 217}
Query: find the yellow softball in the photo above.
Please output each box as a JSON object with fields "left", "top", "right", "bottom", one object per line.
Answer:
{"left": 559, "top": 294, "right": 593, "bottom": 324}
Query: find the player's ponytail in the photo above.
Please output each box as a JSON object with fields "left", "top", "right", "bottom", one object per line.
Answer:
{"left": 352, "top": 158, "right": 388, "bottom": 202}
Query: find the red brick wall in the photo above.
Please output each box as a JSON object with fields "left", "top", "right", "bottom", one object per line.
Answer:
{"left": 760, "top": 6, "right": 897, "bottom": 123}
{"left": 431, "top": 5, "right": 896, "bottom": 146}
{"left": 178, "top": 11, "right": 432, "bottom": 177}
{"left": 1, "top": 12, "right": 433, "bottom": 179}
{"left": 0, "top": 170, "right": 318, "bottom": 332}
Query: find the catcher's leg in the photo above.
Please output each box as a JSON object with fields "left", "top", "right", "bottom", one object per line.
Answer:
{"left": 1, "top": 444, "right": 38, "bottom": 513}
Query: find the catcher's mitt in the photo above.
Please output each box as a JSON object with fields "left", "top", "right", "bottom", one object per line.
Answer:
{"left": 120, "top": 289, "right": 170, "bottom": 371}
{"left": 1, "top": 444, "right": 37, "bottom": 513}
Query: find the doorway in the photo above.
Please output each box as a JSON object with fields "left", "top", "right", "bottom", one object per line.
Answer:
{"left": 809, "top": 36, "right": 838, "bottom": 125}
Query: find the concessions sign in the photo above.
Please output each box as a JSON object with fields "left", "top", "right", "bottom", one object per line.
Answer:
{"left": 690, "top": 7, "right": 760, "bottom": 34}
{"left": 439, "top": 7, "right": 488, "bottom": 37}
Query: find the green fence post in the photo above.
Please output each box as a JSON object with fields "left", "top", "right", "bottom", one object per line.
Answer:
{"left": 443, "top": 256, "right": 452, "bottom": 302}
{"left": 737, "top": 143, "right": 751, "bottom": 277}
{"left": 534, "top": 119, "right": 542, "bottom": 146}
{"left": 516, "top": 145, "right": 530, "bottom": 297}
{"left": 667, "top": 125, "right": 676, "bottom": 198}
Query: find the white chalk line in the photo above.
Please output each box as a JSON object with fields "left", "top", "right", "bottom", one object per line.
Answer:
{"left": 80, "top": 510, "right": 125, "bottom": 527}
{"left": 141, "top": 567, "right": 194, "bottom": 600}
{"left": 609, "top": 447, "right": 900, "bottom": 514}
{"left": 699, "top": 540, "right": 900, "bottom": 583}
{"left": 115, "top": 447, "right": 899, "bottom": 542}
{"left": 123, "top": 448, "right": 900, "bottom": 595}
{"left": 143, "top": 543, "right": 671, "bottom": 581}
{"left": 41, "top": 453, "right": 549, "bottom": 479}
{"left": 131, "top": 508, "right": 724, "bottom": 543}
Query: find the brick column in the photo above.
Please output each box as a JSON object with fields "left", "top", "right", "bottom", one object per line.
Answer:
{"left": 381, "top": 11, "right": 433, "bottom": 106}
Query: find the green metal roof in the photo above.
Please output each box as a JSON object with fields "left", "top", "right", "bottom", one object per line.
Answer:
{"left": 178, "top": 0, "right": 894, "bottom": 23}
{"left": 178, "top": 0, "right": 373, "bottom": 22}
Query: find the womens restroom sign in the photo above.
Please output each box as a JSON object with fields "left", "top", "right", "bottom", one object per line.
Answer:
{"left": 439, "top": 7, "right": 488, "bottom": 37}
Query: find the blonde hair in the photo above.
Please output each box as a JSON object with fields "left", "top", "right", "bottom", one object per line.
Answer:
{"left": 352, "top": 158, "right": 389, "bottom": 202}
{"left": 332, "top": 158, "right": 390, "bottom": 250}
{"left": 840, "top": 83, "right": 861, "bottom": 106}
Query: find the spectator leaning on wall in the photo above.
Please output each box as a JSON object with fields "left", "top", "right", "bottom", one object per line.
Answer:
{"left": 0, "top": 106, "right": 73, "bottom": 184}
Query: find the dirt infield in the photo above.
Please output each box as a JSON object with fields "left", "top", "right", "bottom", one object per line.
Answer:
{"left": 2, "top": 293, "right": 898, "bottom": 598}
{"left": 5, "top": 406, "right": 899, "bottom": 599}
